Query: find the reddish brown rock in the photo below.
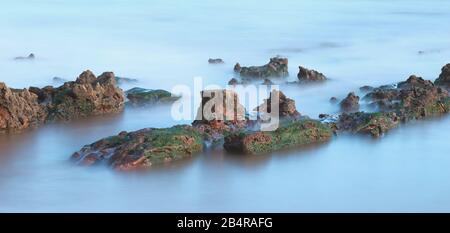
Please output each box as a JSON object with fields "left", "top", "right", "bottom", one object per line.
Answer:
{"left": 340, "top": 92, "right": 360, "bottom": 112}
{"left": 235, "top": 57, "right": 289, "bottom": 78}
{"left": 297, "top": 66, "right": 327, "bottom": 82}
{"left": 435, "top": 63, "right": 450, "bottom": 88}
{"left": 255, "top": 90, "right": 300, "bottom": 118}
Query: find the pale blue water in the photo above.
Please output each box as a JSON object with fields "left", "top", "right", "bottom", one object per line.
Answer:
{"left": 0, "top": 0, "right": 450, "bottom": 212}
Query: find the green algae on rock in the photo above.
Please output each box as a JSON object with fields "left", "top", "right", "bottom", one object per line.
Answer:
{"left": 125, "top": 87, "right": 181, "bottom": 107}
{"left": 71, "top": 125, "right": 204, "bottom": 170}
{"left": 337, "top": 112, "right": 400, "bottom": 137}
{"left": 223, "top": 119, "right": 333, "bottom": 155}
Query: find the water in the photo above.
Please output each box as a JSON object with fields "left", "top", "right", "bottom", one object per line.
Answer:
{"left": 1, "top": 0, "right": 450, "bottom": 212}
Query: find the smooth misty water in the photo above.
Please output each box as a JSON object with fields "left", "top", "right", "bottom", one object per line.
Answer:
{"left": 1, "top": 0, "right": 450, "bottom": 212}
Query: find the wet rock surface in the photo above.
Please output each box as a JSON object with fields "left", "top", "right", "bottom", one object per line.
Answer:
{"left": 125, "top": 87, "right": 180, "bottom": 107}
{"left": 0, "top": 83, "right": 47, "bottom": 132}
{"left": 255, "top": 90, "right": 300, "bottom": 118}
{"left": 234, "top": 57, "right": 288, "bottom": 78}
{"left": 224, "top": 119, "right": 333, "bottom": 155}
{"left": 192, "top": 89, "right": 248, "bottom": 141}
{"left": 297, "top": 66, "right": 327, "bottom": 82}
{"left": 1, "top": 70, "right": 125, "bottom": 132}
{"left": 340, "top": 92, "right": 360, "bottom": 112}
{"left": 337, "top": 112, "right": 400, "bottom": 137}
{"left": 71, "top": 125, "right": 203, "bottom": 170}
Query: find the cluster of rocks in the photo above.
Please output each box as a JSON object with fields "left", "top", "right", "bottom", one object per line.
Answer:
{"left": 234, "top": 57, "right": 289, "bottom": 78}
{"left": 1, "top": 70, "right": 125, "bottom": 133}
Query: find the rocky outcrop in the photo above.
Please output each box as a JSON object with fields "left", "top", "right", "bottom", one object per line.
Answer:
{"left": 255, "top": 90, "right": 300, "bottom": 118}
{"left": 208, "top": 58, "right": 224, "bottom": 64}
{"left": 0, "top": 83, "right": 47, "bottom": 132}
{"left": 297, "top": 66, "right": 326, "bottom": 82}
{"left": 234, "top": 57, "right": 288, "bottom": 78}
{"left": 224, "top": 119, "right": 333, "bottom": 155}
{"left": 1, "top": 70, "right": 125, "bottom": 132}
{"left": 125, "top": 87, "right": 180, "bottom": 107}
{"left": 364, "top": 75, "right": 449, "bottom": 121}
{"left": 39, "top": 71, "right": 125, "bottom": 121}
{"left": 435, "top": 63, "right": 450, "bottom": 88}
{"left": 337, "top": 112, "right": 400, "bottom": 137}
{"left": 340, "top": 92, "right": 360, "bottom": 112}
{"left": 192, "top": 89, "right": 247, "bottom": 141}
{"left": 71, "top": 125, "right": 203, "bottom": 170}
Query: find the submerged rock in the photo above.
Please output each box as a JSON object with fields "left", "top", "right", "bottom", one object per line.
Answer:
{"left": 52, "top": 77, "right": 67, "bottom": 83}
{"left": 360, "top": 85, "right": 374, "bottom": 93}
{"left": 14, "top": 53, "right": 35, "bottom": 60}
{"left": 435, "top": 63, "right": 450, "bottom": 88}
{"left": 0, "top": 83, "right": 47, "bottom": 132}
{"left": 208, "top": 58, "right": 224, "bottom": 64}
{"left": 125, "top": 87, "right": 180, "bottom": 107}
{"left": 71, "top": 125, "right": 203, "bottom": 170}
{"left": 297, "top": 66, "right": 327, "bottom": 82}
{"left": 228, "top": 78, "right": 241, "bottom": 86}
{"left": 223, "top": 119, "right": 333, "bottom": 155}
{"left": 329, "top": 97, "right": 339, "bottom": 104}
{"left": 255, "top": 90, "right": 300, "bottom": 118}
{"left": 234, "top": 57, "right": 288, "bottom": 78}
{"left": 340, "top": 92, "right": 360, "bottom": 112}
{"left": 115, "top": 76, "right": 138, "bottom": 85}
{"left": 262, "top": 79, "right": 274, "bottom": 85}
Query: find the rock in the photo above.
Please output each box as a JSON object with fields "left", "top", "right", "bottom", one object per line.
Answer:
{"left": 192, "top": 89, "right": 247, "bottom": 141}
{"left": 340, "top": 92, "right": 360, "bottom": 112}
{"left": 329, "top": 97, "right": 339, "bottom": 104}
{"left": 125, "top": 87, "right": 180, "bottom": 107}
{"left": 235, "top": 57, "right": 289, "bottom": 78}
{"left": 233, "top": 63, "right": 242, "bottom": 72}
{"left": 14, "top": 53, "right": 35, "bottom": 60}
{"left": 435, "top": 63, "right": 450, "bottom": 88}
{"left": 262, "top": 79, "right": 274, "bottom": 85}
{"left": 115, "top": 76, "right": 138, "bottom": 85}
{"left": 2, "top": 70, "right": 125, "bottom": 132}
{"left": 44, "top": 71, "right": 125, "bottom": 121}
{"left": 208, "top": 58, "right": 224, "bottom": 64}
{"left": 360, "top": 85, "right": 374, "bottom": 92}
{"left": 319, "top": 114, "right": 329, "bottom": 119}
{"left": 337, "top": 112, "right": 400, "bottom": 137}
{"left": 223, "top": 119, "right": 333, "bottom": 155}
{"left": 255, "top": 90, "right": 300, "bottom": 118}
{"left": 71, "top": 125, "right": 203, "bottom": 170}
{"left": 365, "top": 75, "right": 449, "bottom": 121}
{"left": 297, "top": 66, "right": 326, "bottom": 82}
{"left": 0, "top": 83, "right": 47, "bottom": 132}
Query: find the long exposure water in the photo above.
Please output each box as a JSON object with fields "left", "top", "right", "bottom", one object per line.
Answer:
{"left": 1, "top": 0, "right": 450, "bottom": 212}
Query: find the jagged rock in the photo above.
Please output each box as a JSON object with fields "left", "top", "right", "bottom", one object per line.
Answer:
{"left": 235, "top": 57, "right": 288, "bottom": 78}
{"left": 208, "top": 58, "right": 224, "bottom": 64}
{"left": 71, "top": 125, "right": 203, "bottom": 170}
{"left": 297, "top": 66, "right": 326, "bottom": 82}
{"left": 44, "top": 71, "right": 125, "bottom": 121}
{"left": 255, "top": 90, "right": 300, "bottom": 118}
{"left": 0, "top": 83, "right": 47, "bottom": 132}
{"left": 125, "top": 87, "right": 180, "bottom": 107}
{"left": 435, "top": 63, "right": 450, "bottom": 88}
{"left": 223, "top": 119, "right": 333, "bottom": 155}
{"left": 337, "top": 112, "right": 400, "bottom": 137}
{"left": 340, "top": 92, "right": 360, "bottom": 112}
{"left": 192, "top": 89, "right": 247, "bottom": 141}
{"left": 14, "top": 53, "right": 35, "bottom": 60}
{"left": 364, "top": 75, "right": 449, "bottom": 121}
